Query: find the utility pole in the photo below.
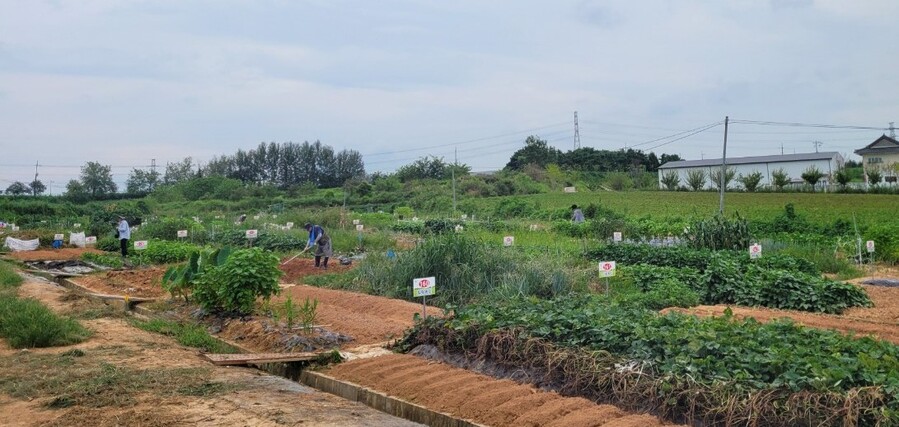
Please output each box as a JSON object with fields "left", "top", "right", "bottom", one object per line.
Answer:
{"left": 33, "top": 161, "right": 39, "bottom": 183}
{"left": 452, "top": 147, "right": 457, "bottom": 216}
{"left": 813, "top": 141, "right": 822, "bottom": 153}
{"left": 718, "top": 116, "right": 729, "bottom": 215}
{"left": 890, "top": 122, "right": 896, "bottom": 138}
{"left": 781, "top": 143, "right": 784, "bottom": 155}
{"left": 573, "top": 111, "right": 581, "bottom": 149}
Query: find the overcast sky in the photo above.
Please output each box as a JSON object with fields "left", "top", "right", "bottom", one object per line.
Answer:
{"left": 2, "top": 0, "right": 897, "bottom": 193}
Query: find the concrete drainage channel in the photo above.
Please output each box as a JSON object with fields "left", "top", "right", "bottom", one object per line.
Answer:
{"left": 20, "top": 265, "right": 484, "bottom": 427}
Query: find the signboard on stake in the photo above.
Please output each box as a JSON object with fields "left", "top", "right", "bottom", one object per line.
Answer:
{"left": 461, "top": 214, "right": 468, "bottom": 220}
{"left": 413, "top": 276, "right": 436, "bottom": 318}
{"left": 85, "top": 236, "right": 97, "bottom": 245}
{"left": 286, "top": 222, "right": 294, "bottom": 229}
{"left": 599, "top": 261, "right": 617, "bottom": 278}
{"left": 563, "top": 186, "right": 576, "bottom": 193}
{"left": 866, "top": 240, "right": 875, "bottom": 253}
{"left": 134, "top": 240, "right": 148, "bottom": 250}
{"left": 749, "top": 243, "right": 762, "bottom": 259}
{"left": 356, "top": 224, "right": 364, "bottom": 231}
{"left": 246, "top": 229, "right": 258, "bottom": 239}
{"left": 613, "top": 232, "right": 622, "bottom": 242}
{"left": 503, "top": 236, "right": 514, "bottom": 247}
{"left": 54, "top": 234, "right": 64, "bottom": 241}
{"left": 73, "top": 223, "right": 81, "bottom": 228}
{"left": 177, "top": 230, "right": 188, "bottom": 238}
{"left": 352, "top": 219, "right": 360, "bottom": 225}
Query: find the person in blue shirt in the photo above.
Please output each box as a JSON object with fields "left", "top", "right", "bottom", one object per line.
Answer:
{"left": 116, "top": 216, "right": 131, "bottom": 259}
{"left": 303, "top": 223, "right": 332, "bottom": 269}
{"left": 571, "top": 204, "right": 585, "bottom": 223}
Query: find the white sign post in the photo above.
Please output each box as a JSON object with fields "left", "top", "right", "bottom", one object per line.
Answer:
{"left": 866, "top": 240, "right": 875, "bottom": 253}
{"left": 54, "top": 233, "right": 64, "bottom": 241}
{"left": 73, "top": 223, "right": 81, "bottom": 228}
{"left": 598, "top": 261, "right": 616, "bottom": 294}
{"left": 246, "top": 229, "right": 258, "bottom": 247}
{"left": 749, "top": 243, "right": 762, "bottom": 259}
{"left": 352, "top": 219, "right": 360, "bottom": 225}
{"left": 355, "top": 224, "right": 364, "bottom": 231}
{"left": 503, "top": 236, "right": 514, "bottom": 247}
{"left": 134, "top": 240, "right": 148, "bottom": 251}
{"left": 286, "top": 222, "right": 294, "bottom": 229}
{"left": 177, "top": 230, "right": 188, "bottom": 239}
{"left": 85, "top": 236, "right": 97, "bottom": 245}
{"left": 613, "top": 232, "right": 622, "bottom": 243}
{"left": 412, "top": 276, "right": 436, "bottom": 318}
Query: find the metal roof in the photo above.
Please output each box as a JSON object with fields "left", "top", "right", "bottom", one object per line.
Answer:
{"left": 658, "top": 152, "right": 840, "bottom": 169}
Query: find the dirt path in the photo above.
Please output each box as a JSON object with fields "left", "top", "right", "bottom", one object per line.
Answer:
{"left": 4, "top": 247, "right": 103, "bottom": 261}
{"left": 326, "top": 353, "right": 682, "bottom": 427}
{"left": 0, "top": 276, "right": 422, "bottom": 427}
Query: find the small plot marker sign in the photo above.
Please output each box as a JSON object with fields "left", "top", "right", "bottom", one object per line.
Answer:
{"left": 503, "top": 236, "right": 514, "bottom": 247}
{"left": 412, "top": 276, "right": 436, "bottom": 297}
{"left": 352, "top": 219, "right": 360, "bottom": 225}
{"left": 749, "top": 243, "right": 762, "bottom": 259}
{"left": 866, "top": 241, "right": 875, "bottom": 253}
{"left": 134, "top": 240, "right": 148, "bottom": 250}
{"left": 599, "top": 261, "right": 616, "bottom": 278}
{"left": 54, "top": 234, "right": 64, "bottom": 241}
{"left": 356, "top": 224, "right": 364, "bottom": 231}
{"left": 613, "top": 232, "right": 622, "bottom": 242}
{"left": 73, "top": 223, "right": 81, "bottom": 228}
{"left": 85, "top": 236, "right": 97, "bottom": 244}
{"left": 246, "top": 229, "right": 258, "bottom": 239}
{"left": 177, "top": 230, "right": 188, "bottom": 238}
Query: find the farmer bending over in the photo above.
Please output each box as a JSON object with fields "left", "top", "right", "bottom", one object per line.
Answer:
{"left": 303, "top": 223, "right": 332, "bottom": 269}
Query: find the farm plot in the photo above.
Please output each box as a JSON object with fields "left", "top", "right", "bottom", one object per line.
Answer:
{"left": 4, "top": 248, "right": 103, "bottom": 262}
{"left": 279, "top": 256, "right": 354, "bottom": 283}
{"left": 71, "top": 268, "right": 168, "bottom": 299}
{"left": 326, "top": 353, "right": 680, "bottom": 427}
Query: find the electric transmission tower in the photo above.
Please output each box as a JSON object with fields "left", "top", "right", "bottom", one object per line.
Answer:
{"left": 573, "top": 111, "right": 581, "bottom": 149}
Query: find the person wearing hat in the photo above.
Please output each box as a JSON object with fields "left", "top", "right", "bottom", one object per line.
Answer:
{"left": 116, "top": 216, "right": 131, "bottom": 259}
{"left": 571, "top": 204, "right": 585, "bottom": 223}
{"left": 303, "top": 223, "right": 332, "bottom": 269}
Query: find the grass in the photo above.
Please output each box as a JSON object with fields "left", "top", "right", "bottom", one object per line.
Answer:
{"left": 130, "top": 318, "right": 237, "bottom": 354}
{"left": 0, "top": 261, "right": 91, "bottom": 349}
{"left": 0, "top": 348, "right": 233, "bottom": 408}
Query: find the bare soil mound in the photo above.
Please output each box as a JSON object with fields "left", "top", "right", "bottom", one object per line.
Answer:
{"left": 5, "top": 248, "right": 103, "bottom": 262}
{"left": 72, "top": 267, "right": 167, "bottom": 298}
{"left": 279, "top": 257, "right": 353, "bottom": 283}
{"left": 326, "top": 353, "right": 681, "bottom": 427}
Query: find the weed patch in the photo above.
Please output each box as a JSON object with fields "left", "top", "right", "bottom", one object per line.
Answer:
{"left": 130, "top": 318, "right": 237, "bottom": 354}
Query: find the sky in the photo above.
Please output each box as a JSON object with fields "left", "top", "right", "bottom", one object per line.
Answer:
{"left": 1, "top": 0, "right": 897, "bottom": 194}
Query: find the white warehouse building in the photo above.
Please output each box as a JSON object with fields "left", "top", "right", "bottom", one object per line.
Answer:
{"left": 657, "top": 152, "right": 843, "bottom": 190}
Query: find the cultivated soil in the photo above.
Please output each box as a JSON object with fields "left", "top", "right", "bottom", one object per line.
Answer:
{"left": 666, "top": 264, "right": 899, "bottom": 344}
{"left": 4, "top": 247, "right": 103, "bottom": 262}
{"left": 326, "top": 353, "right": 683, "bottom": 427}
{"left": 0, "top": 275, "right": 424, "bottom": 427}
{"left": 278, "top": 257, "right": 353, "bottom": 284}
{"left": 72, "top": 267, "right": 168, "bottom": 298}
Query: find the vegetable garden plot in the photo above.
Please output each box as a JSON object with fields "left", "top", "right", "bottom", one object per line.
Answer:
{"left": 5, "top": 248, "right": 103, "bottom": 262}
{"left": 400, "top": 295, "right": 899, "bottom": 426}
{"left": 72, "top": 268, "right": 168, "bottom": 298}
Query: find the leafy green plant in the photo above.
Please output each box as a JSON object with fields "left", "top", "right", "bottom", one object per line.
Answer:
{"left": 771, "top": 168, "right": 790, "bottom": 190}
{"left": 660, "top": 170, "right": 680, "bottom": 190}
{"left": 801, "top": 166, "right": 825, "bottom": 191}
{"left": 81, "top": 252, "right": 124, "bottom": 269}
{"left": 737, "top": 171, "right": 763, "bottom": 192}
{"left": 192, "top": 247, "right": 282, "bottom": 314}
{"left": 709, "top": 166, "right": 736, "bottom": 191}
{"left": 684, "top": 213, "right": 750, "bottom": 250}
{"left": 299, "top": 297, "right": 318, "bottom": 332}
{"left": 161, "top": 247, "right": 232, "bottom": 301}
{"left": 685, "top": 169, "right": 707, "bottom": 191}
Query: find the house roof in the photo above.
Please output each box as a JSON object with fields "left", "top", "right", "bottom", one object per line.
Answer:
{"left": 854, "top": 134, "right": 899, "bottom": 156}
{"left": 658, "top": 152, "right": 840, "bottom": 169}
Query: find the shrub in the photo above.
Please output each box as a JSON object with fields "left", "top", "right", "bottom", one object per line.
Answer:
{"left": 133, "top": 240, "right": 197, "bottom": 264}
{"left": 0, "top": 296, "right": 90, "bottom": 348}
{"left": 193, "top": 247, "right": 282, "bottom": 314}
{"left": 684, "top": 214, "right": 751, "bottom": 251}
{"left": 616, "top": 278, "right": 700, "bottom": 310}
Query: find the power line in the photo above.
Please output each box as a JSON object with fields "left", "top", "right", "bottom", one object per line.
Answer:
{"left": 644, "top": 122, "right": 724, "bottom": 151}
{"left": 729, "top": 119, "right": 888, "bottom": 131}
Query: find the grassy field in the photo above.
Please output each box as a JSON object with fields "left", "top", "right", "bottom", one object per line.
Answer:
{"left": 476, "top": 191, "right": 897, "bottom": 224}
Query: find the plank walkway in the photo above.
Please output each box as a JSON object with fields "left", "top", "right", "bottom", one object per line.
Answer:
{"left": 203, "top": 352, "right": 323, "bottom": 366}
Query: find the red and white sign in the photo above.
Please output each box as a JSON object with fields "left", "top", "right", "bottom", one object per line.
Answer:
{"left": 177, "top": 230, "right": 188, "bottom": 238}
{"left": 503, "top": 236, "right": 514, "bottom": 247}
{"left": 134, "top": 240, "right": 148, "bottom": 250}
{"left": 749, "top": 244, "right": 762, "bottom": 259}
{"left": 85, "top": 236, "right": 97, "bottom": 244}
{"left": 356, "top": 224, "right": 364, "bottom": 231}
{"left": 613, "top": 232, "right": 622, "bottom": 242}
{"left": 599, "top": 261, "right": 617, "bottom": 278}
{"left": 866, "top": 240, "right": 875, "bottom": 253}
{"left": 246, "top": 229, "right": 258, "bottom": 239}
{"left": 412, "top": 276, "right": 436, "bottom": 297}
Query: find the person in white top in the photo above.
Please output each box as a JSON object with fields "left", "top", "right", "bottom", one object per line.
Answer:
{"left": 116, "top": 216, "right": 131, "bottom": 259}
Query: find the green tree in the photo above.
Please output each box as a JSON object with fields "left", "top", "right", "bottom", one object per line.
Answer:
{"left": 660, "top": 170, "right": 680, "bottom": 190}
{"left": 164, "top": 157, "right": 196, "bottom": 185}
{"left": 505, "top": 136, "right": 562, "bottom": 170}
{"left": 64, "top": 179, "right": 89, "bottom": 202}
{"left": 28, "top": 179, "right": 46, "bottom": 196}
{"left": 833, "top": 168, "right": 851, "bottom": 188}
{"left": 801, "top": 166, "right": 825, "bottom": 192}
{"left": 126, "top": 168, "right": 161, "bottom": 194}
{"left": 395, "top": 156, "right": 467, "bottom": 182}
{"left": 80, "top": 162, "right": 117, "bottom": 197}
{"left": 737, "top": 171, "right": 763, "bottom": 192}
{"left": 867, "top": 167, "right": 882, "bottom": 186}
{"left": 686, "top": 169, "right": 706, "bottom": 191}
{"left": 5, "top": 181, "right": 30, "bottom": 195}
{"left": 709, "top": 166, "right": 736, "bottom": 191}
{"left": 771, "top": 168, "right": 790, "bottom": 191}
